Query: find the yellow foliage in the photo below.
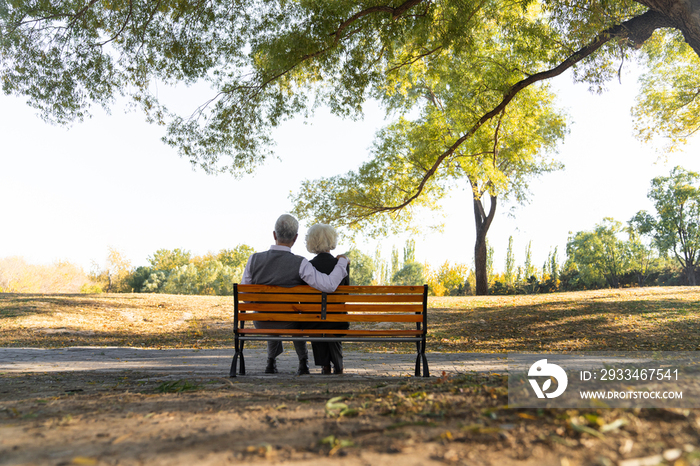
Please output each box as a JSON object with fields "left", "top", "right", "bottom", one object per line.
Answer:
{"left": 432, "top": 282, "right": 447, "bottom": 297}
{"left": 0, "top": 257, "right": 92, "bottom": 293}
{"left": 425, "top": 261, "right": 471, "bottom": 296}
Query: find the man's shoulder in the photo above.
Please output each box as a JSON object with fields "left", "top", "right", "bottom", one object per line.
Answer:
{"left": 249, "top": 249, "right": 305, "bottom": 263}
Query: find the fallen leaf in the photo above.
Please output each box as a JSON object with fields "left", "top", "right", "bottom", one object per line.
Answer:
{"left": 70, "top": 457, "right": 98, "bottom": 465}
{"left": 569, "top": 421, "right": 605, "bottom": 439}
{"left": 112, "top": 433, "right": 131, "bottom": 445}
{"left": 618, "top": 455, "right": 664, "bottom": 466}
{"left": 600, "top": 418, "right": 628, "bottom": 433}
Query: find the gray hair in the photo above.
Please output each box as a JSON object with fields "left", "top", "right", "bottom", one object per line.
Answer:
{"left": 274, "top": 214, "right": 299, "bottom": 243}
{"left": 305, "top": 223, "right": 338, "bottom": 254}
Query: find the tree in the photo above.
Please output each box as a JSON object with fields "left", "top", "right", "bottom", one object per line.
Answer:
{"left": 372, "top": 250, "right": 391, "bottom": 285}
{"left": 4, "top": 1, "right": 700, "bottom": 289}
{"left": 392, "top": 262, "right": 426, "bottom": 286}
{"left": 524, "top": 241, "right": 535, "bottom": 280}
{"left": 390, "top": 247, "right": 400, "bottom": 279}
{"left": 386, "top": 239, "right": 425, "bottom": 286}
{"left": 547, "top": 247, "right": 560, "bottom": 282}
{"left": 2, "top": 1, "right": 698, "bottom": 171}
{"left": 435, "top": 262, "right": 470, "bottom": 296}
{"left": 216, "top": 245, "right": 255, "bottom": 268}
{"left": 631, "top": 166, "right": 700, "bottom": 285}
{"left": 504, "top": 236, "right": 515, "bottom": 286}
{"left": 148, "top": 248, "right": 191, "bottom": 272}
{"left": 346, "top": 248, "right": 376, "bottom": 286}
{"left": 89, "top": 247, "right": 133, "bottom": 292}
{"left": 292, "top": 82, "right": 565, "bottom": 295}
{"left": 625, "top": 223, "right": 659, "bottom": 286}
{"left": 403, "top": 239, "right": 416, "bottom": 264}
{"left": 566, "top": 218, "right": 630, "bottom": 288}
{"left": 134, "top": 246, "right": 249, "bottom": 294}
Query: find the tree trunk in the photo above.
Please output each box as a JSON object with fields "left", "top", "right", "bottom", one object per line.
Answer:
{"left": 473, "top": 194, "right": 498, "bottom": 296}
{"left": 633, "top": 0, "right": 700, "bottom": 57}
{"left": 684, "top": 265, "right": 697, "bottom": 286}
{"left": 474, "top": 229, "right": 488, "bottom": 296}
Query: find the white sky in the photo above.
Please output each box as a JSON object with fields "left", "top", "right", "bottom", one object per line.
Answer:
{"left": 1, "top": 67, "right": 699, "bottom": 274}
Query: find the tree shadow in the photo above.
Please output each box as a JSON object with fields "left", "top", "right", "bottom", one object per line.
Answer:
{"left": 0, "top": 293, "right": 139, "bottom": 319}
{"left": 430, "top": 288, "right": 700, "bottom": 352}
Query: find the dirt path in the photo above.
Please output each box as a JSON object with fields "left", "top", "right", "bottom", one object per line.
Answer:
{"left": 3, "top": 348, "right": 700, "bottom": 466}
{"left": 0, "top": 347, "right": 506, "bottom": 377}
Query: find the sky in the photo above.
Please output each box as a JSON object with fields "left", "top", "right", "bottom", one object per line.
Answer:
{"left": 2, "top": 66, "right": 699, "bottom": 275}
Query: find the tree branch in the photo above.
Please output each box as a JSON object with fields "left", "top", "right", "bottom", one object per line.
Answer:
{"left": 356, "top": 9, "right": 675, "bottom": 216}
{"left": 386, "top": 46, "right": 444, "bottom": 74}
{"left": 334, "top": 0, "right": 427, "bottom": 43}
{"left": 95, "top": 0, "right": 134, "bottom": 47}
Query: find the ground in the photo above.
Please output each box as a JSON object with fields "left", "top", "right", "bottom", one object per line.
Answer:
{"left": 2, "top": 287, "right": 700, "bottom": 465}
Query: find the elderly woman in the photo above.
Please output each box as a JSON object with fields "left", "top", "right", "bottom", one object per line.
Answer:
{"left": 305, "top": 223, "right": 349, "bottom": 374}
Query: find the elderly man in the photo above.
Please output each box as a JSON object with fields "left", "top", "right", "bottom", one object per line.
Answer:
{"left": 241, "top": 214, "right": 349, "bottom": 375}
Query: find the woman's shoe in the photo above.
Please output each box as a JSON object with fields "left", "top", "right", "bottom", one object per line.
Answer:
{"left": 333, "top": 358, "right": 343, "bottom": 374}
{"left": 321, "top": 365, "right": 332, "bottom": 375}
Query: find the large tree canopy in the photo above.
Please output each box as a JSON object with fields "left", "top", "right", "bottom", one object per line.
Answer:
{"left": 3, "top": 2, "right": 700, "bottom": 295}
{"left": 632, "top": 166, "right": 700, "bottom": 285}
{"left": 2, "top": 1, "right": 699, "bottom": 173}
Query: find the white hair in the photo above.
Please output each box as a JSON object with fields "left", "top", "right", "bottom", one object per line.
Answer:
{"left": 305, "top": 224, "right": 338, "bottom": 254}
{"left": 274, "top": 214, "right": 299, "bottom": 243}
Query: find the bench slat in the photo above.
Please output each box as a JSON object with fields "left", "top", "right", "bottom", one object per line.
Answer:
{"left": 237, "top": 328, "right": 423, "bottom": 336}
{"left": 238, "top": 313, "right": 423, "bottom": 322}
{"left": 231, "top": 283, "right": 429, "bottom": 378}
{"left": 237, "top": 293, "right": 423, "bottom": 303}
{"left": 237, "top": 284, "right": 424, "bottom": 294}
{"left": 237, "top": 303, "right": 423, "bottom": 313}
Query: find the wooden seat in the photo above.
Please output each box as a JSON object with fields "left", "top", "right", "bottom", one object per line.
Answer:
{"left": 230, "top": 284, "right": 429, "bottom": 377}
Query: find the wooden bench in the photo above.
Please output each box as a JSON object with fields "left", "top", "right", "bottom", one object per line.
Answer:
{"left": 230, "top": 284, "right": 429, "bottom": 377}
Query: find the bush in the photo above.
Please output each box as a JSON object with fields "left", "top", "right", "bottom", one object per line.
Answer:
{"left": 426, "top": 261, "right": 470, "bottom": 296}
{"left": 80, "top": 283, "right": 104, "bottom": 294}
{"left": 346, "top": 249, "right": 376, "bottom": 286}
{"left": 490, "top": 280, "right": 518, "bottom": 295}
{"left": 391, "top": 262, "right": 425, "bottom": 286}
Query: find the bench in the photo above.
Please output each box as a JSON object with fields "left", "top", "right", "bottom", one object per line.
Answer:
{"left": 229, "top": 284, "right": 429, "bottom": 377}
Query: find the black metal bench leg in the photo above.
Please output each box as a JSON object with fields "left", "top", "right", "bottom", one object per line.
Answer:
{"left": 422, "top": 352, "right": 429, "bottom": 377}
{"left": 414, "top": 341, "right": 421, "bottom": 376}
{"left": 230, "top": 338, "right": 246, "bottom": 377}
{"left": 415, "top": 339, "right": 428, "bottom": 377}
{"left": 239, "top": 340, "right": 246, "bottom": 375}
{"left": 230, "top": 351, "right": 240, "bottom": 377}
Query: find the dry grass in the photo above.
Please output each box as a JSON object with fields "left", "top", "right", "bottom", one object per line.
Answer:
{"left": 1, "top": 286, "right": 699, "bottom": 352}
{"left": 0, "top": 293, "right": 234, "bottom": 349}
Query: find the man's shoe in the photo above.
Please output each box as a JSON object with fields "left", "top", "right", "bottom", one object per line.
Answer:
{"left": 264, "top": 358, "right": 278, "bottom": 374}
{"left": 296, "top": 359, "right": 310, "bottom": 376}
{"left": 321, "top": 365, "right": 332, "bottom": 375}
{"left": 333, "top": 366, "right": 343, "bottom": 375}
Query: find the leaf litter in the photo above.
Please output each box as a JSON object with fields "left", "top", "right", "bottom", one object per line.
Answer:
{"left": 2, "top": 287, "right": 700, "bottom": 464}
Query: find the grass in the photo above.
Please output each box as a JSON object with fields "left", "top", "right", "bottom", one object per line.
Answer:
{"left": 1, "top": 286, "right": 699, "bottom": 352}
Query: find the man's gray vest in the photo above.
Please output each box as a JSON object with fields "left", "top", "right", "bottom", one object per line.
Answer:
{"left": 247, "top": 249, "right": 305, "bottom": 287}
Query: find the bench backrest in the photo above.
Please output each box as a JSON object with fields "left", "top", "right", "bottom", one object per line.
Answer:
{"left": 233, "top": 284, "right": 428, "bottom": 337}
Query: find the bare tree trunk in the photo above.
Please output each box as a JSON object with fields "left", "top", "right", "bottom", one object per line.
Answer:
{"left": 473, "top": 194, "right": 498, "bottom": 296}
{"left": 684, "top": 265, "right": 697, "bottom": 286}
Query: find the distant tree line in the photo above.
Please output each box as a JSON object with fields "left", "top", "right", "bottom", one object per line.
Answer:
{"left": 88, "top": 246, "right": 256, "bottom": 296}
{"left": 2, "top": 167, "right": 697, "bottom": 296}
{"left": 490, "top": 166, "right": 700, "bottom": 294}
